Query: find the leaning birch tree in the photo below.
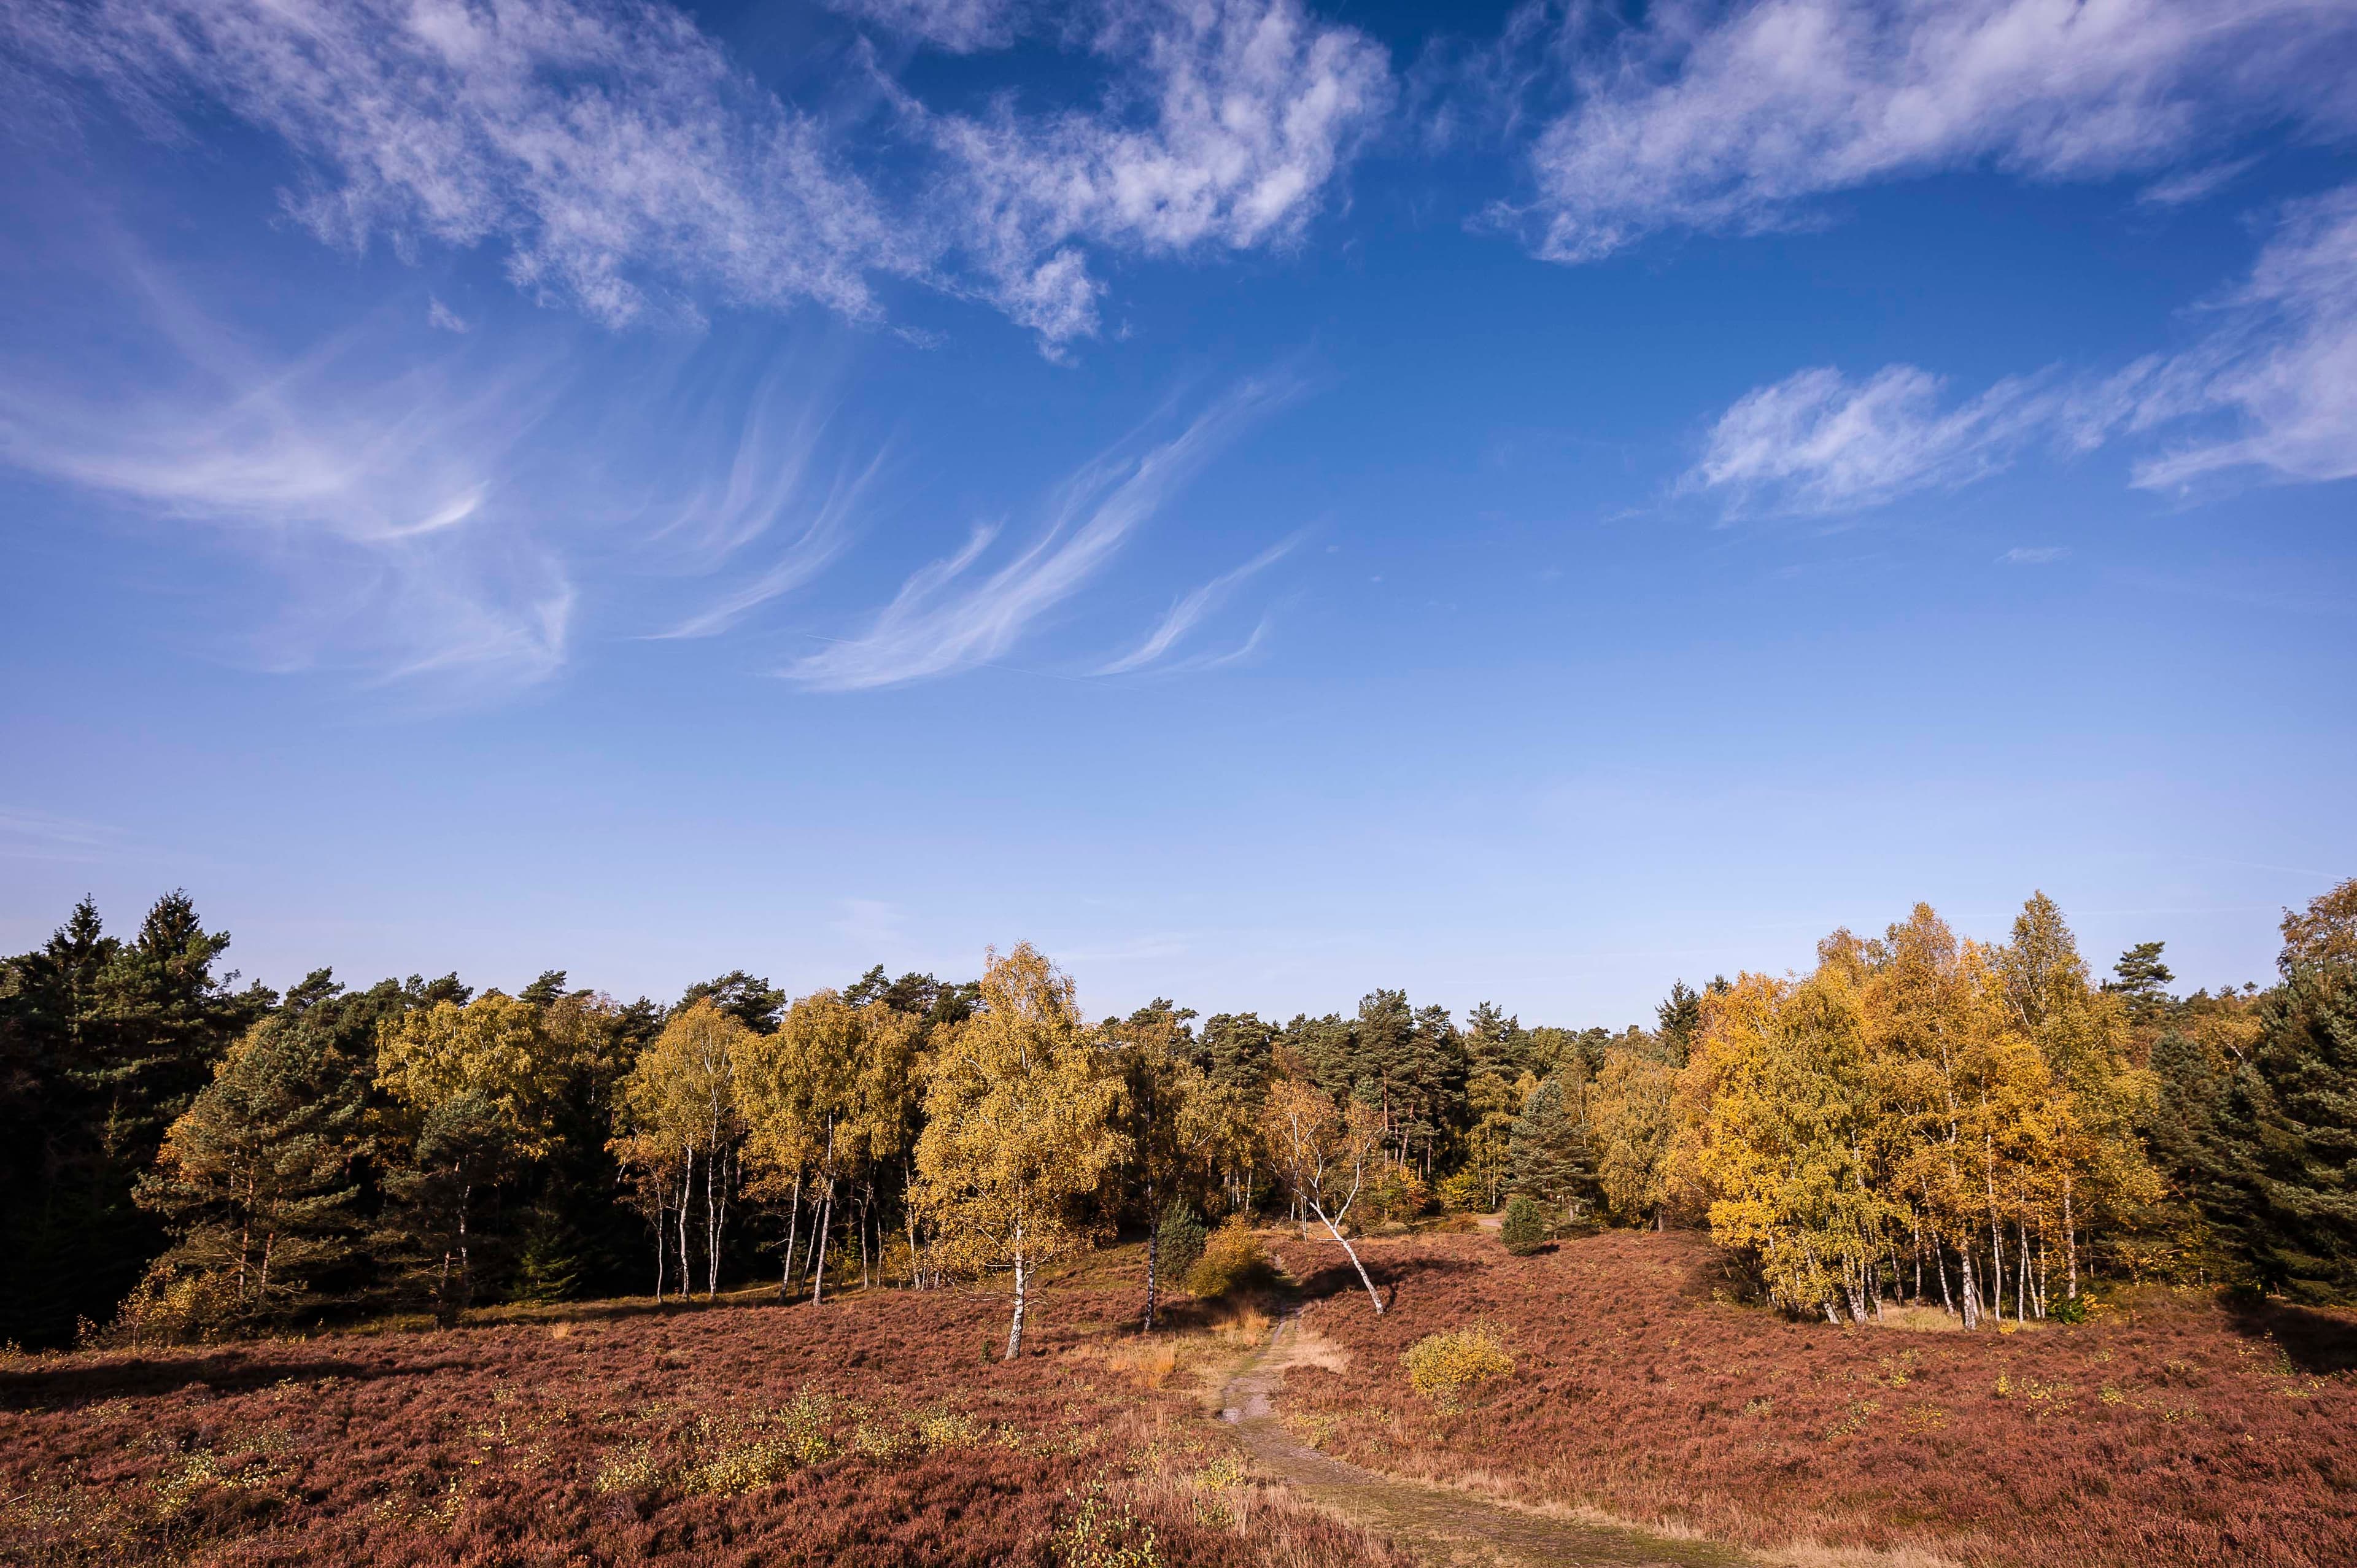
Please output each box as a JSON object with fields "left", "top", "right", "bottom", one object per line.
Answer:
{"left": 1261, "top": 1076, "right": 1388, "bottom": 1314}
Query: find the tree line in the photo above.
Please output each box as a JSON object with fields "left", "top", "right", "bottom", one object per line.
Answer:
{"left": 1, "top": 880, "right": 2350, "bottom": 1351}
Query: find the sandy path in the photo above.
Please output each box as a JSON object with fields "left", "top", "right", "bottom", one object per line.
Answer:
{"left": 1216, "top": 1316, "right": 1752, "bottom": 1568}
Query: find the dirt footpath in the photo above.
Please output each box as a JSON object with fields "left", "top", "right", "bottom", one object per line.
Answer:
{"left": 1217, "top": 1315, "right": 1751, "bottom": 1568}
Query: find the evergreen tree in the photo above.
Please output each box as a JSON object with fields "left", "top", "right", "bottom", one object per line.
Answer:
{"left": 678, "top": 970, "right": 787, "bottom": 1033}
{"left": 0, "top": 894, "right": 264, "bottom": 1346}
{"left": 1199, "top": 1012, "right": 1276, "bottom": 1102}
{"left": 1464, "top": 1002, "right": 1528, "bottom": 1079}
{"left": 1509, "top": 1072, "right": 1598, "bottom": 1219}
{"left": 2104, "top": 941, "right": 2177, "bottom": 1024}
{"left": 130, "top": 1007, "right": 371, "bottom": 1331}
{"left": 1500, "top": 1193, "right": 1550, "bottom": 1256}
{"left": 1655, "top": 981, "right": 1703, "bottom": 1065}
{"left": 2189, "top": 885, "right": 2357, "bottom": 1302}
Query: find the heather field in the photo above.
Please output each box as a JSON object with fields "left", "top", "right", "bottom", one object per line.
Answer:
{"left": 13, "top": 1232, "right": 2354, "bottom": 1568}
{"left": 1272, "top": 1228, "right": 2357, "bottom": 1568}
{"left": 0, "top": 1258, "right": 1406, "bottom": 1568}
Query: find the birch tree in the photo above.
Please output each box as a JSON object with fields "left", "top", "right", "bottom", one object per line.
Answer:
{"left": 913, "top": 944, "right": 1123, "bottom": 1359}
{"left": 1260, "top": 1076, "right": 1387, "bottom": 1314}
{"left": 614, "top": 1000, "right": 746, "bottom": 1299}
{"left": 735, "top": 989, "right": 920, "bottom": 1302}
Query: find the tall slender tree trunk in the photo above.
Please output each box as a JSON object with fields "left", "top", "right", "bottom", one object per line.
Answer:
{"left": 903, "top": 1160, "right": 921, "bottom": 1289}
{"left": 810, "top": 1179, "right": 834, "bottom": 1306}
{"left": 1959, "top": 1248, "right": 1980, "bottom": 1330}
{"left": 1004, "top": 1227, "right": 1028, "bottom": 1360}
{"left": 1143, "top": 1212, "right": 1161, "bottom": 1334}
{"left": 452, "top": 1182, "right": 473, "bottom": 1326}
{"left": 678, "top": 1152, "right": 694, "bottom": 1302}
{"left": 705, "top": 1145, "right": 719, "bottom": 1299}
{"left": 2062, "top": 1180, "right": 2080, "bottom": 1300}
{"left": 781, "top": 1171, "right": 802, "bottom": 1300}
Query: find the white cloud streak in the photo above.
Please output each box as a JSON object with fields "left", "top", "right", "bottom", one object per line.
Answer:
{"left": 922, "top": 0, "right": 1394, "bottom": 347}
{"left": 9, "top": 0, "right": 1391, "bottom": 350}
{"left": 0, "top": 266, "right": 576, "bottom": 694}
{"left": 656, "top": 443, "right": 885, "bottom": 639}
{"left": 1683, "top": 365, "right": 2061, "bottom": 514}
{"left": 2133, "top": 183, "right": 2357, "bottom": 487}
{"left": 9, "top": 0, "right": 911, "bottom": 328}
{"left": 1514, "top": 0, "right": 2357, "bottom": 262}
{"left": 1686, "top": 182, "right": 2357, "bottom": 511}
{"left": 1094, "top": 532, "right": 1295, "bottom": 673}
{"left": 787, "top": 376, "right": 1290, "bottom": 689}
{"left": 827, "top": 0, "right": 1031, "bottom": 53}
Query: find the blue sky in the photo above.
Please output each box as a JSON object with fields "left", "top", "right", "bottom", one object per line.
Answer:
{"left": 2, "top": 0, "right": 2353, "bottom": 1025}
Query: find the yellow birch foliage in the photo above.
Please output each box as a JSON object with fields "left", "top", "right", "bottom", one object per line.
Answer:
{"left": 733, "top": 989, "right": 920, "bottom": 1200}
{"left": 374, "top": 992, "right": 567, "bottom": 1156}
{"left": 1687, "top": 969, "right": 1900, "bottom": 1320}
{"left": 619, "top": 1000, "right": 747, "bottom": 1163}
{"left": 912, "top": 944, "right": 1123, "bottom": 1354}
{"left": 1591, "top": 1047, "right": 1676, "bottom": 1226}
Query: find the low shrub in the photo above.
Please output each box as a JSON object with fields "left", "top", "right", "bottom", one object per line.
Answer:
{"left": 1155, "top": 1203, "right": 1208, "bottom": 1288}
{"left": 1401, "top": 1323, "right": 1514, "bottom": 1410}
{"left": 1500, "top": 1195, "right": 1550, "bottom": 1256}
{"left": 1368, "top": 1169, "right": 1432, "bottom": 1226}
{"left": 1434, "top": 1170, "right": 1483, "bottom": 1213}
{"left": 1185, "top": 1219, "right": 1274, "bottom": 1299}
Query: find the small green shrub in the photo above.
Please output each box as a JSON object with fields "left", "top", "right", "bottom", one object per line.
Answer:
{"left": 1155, "top": 1203, "right": 1207, "bottom": 1288}
{"left": 2050, "top": 1292, "right": 2091, "bottom": 1324}
{"left": 1184, "top": 1219, "right": 1273, "bottom": 1299}
{"left": 1402, "top": 1323, "right": 1514, "bottom": 1410}
{"left": 1500, "top": 1194, "right": 1550, "bottom": 1256}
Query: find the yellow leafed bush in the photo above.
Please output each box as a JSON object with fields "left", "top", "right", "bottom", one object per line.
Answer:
{"left": 1184, "top": 1219, "right": 1273, "bottom": 1299}
{"left": 1401, "top": 1324, "right": 1513, "bottom": 1410}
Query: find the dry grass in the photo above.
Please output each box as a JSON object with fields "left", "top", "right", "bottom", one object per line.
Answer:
{"left": 1268, "top": 1227, "right": 2357, "bottom": 1568}
{"left": 0, "top": 1256, "right": 1407, "bottom": 1567}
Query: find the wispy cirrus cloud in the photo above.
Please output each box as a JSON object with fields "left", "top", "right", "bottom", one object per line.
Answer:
{"left": 915, "top": 0, "right": 1395, "bottom": 347}
{"left": 1685, "top": 180, "right": 2357, "bottom": 513}
{"left": 1682, "top": 365, "right": 2069, "bottom": 515}
{"left": 0, "top": 261, "right": 577, "bottom": 695}
{"left": 826, "top": 0, "right": 1031, "bottom": 53}
{"left": 8, "top": 0, "right": 1392, "bottom": 351}
{"left": 8, "top": 0, "right": 912, "bottom": 330}
{"left": 1503, "top": 0, "right": 2357, "bottom": 263}
{"left": 2133, "top": 182, "right": 2357, "bottom": 488}
{"left": 787, "top": 376, "right": 1293, "bottom": 690}
{"left": 1094, "top": 533, "right": 1296, "bottom": 674}
{"left": 646, "top": 373, "right": 886, "bottom": 640}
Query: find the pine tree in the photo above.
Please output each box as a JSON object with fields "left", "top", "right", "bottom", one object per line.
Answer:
{"left": 1509, "top": 1072, "right": 1598, "bottom": 1220}
{"left": 2192, "top": 884, "right": 2357, "bottom": 1302}
{"left": 129, "top": 1009, "right": 370, "bottom": 1334}
{"left": 2104, "top": 941, "right": 2177, "bottom": 1024}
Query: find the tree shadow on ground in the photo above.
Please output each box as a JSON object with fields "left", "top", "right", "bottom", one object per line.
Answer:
{"left": 0, "top": 1352, "right": 439, "bottom": 1408}
{"left": 1285, "top": 1248, "right": 1480, "bottom": 1308}
{"left": 2226, "top": 1297, "right": 2357, "bottom": 1375}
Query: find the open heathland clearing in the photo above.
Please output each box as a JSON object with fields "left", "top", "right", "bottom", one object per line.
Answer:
{"left": 1265, "top": 1227, "right": 2357, "bottom": 1568}
{"left": 10, "top": 1230, "right": 2355, "bottom": 1567}
{"left": 0, "top": 1251, "right": 1408, "bottom": 1568}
